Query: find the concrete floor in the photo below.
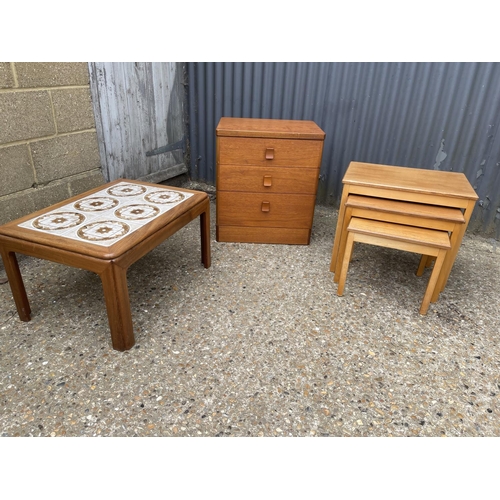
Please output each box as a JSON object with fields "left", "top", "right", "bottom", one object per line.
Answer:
{"left": 1, "top": 192, "right": 499, "bottom": 437}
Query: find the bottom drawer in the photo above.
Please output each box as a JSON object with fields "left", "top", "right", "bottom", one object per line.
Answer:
{"left": 217, "top": 191, "right": 315, "bottom": 228}
{"left": 217, "top": 225, "right": 311, "bottom": 245}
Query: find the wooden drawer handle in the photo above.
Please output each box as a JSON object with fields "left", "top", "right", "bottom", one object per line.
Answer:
{"left": 263, "top": 175, "right": 272, "bottom": 187}
{"left": 265, "top": 148, "right": 274, "bottom": 160}
{"left": 261, "top": 201, "right": 270, "bottom": 212}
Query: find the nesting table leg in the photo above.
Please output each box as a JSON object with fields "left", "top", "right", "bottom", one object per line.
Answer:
{"left": 336, "top": 232, "right": 356, "bottom": 296}
{"left": 433, "top": 224, "right": 465, "bottom": 300}
{"left": 416, "top": 255, "right": 429, "bottom": 277}
{"left": 100, "top": 261, "right": 135, "bottom": 351}
{"left": 433, "top": 200, "right": 475, "bottom": 300}
{"left": 334, "top": 207, "right": 354, "bottom": 283}
{"left": 420, "top": 248, "right": 447, "bottom": 315}
{"left": 330, "top": 187, "right": 350, "bottom": 272}
{"left": 0, "top": 249, "right": 31, "bottom": 321}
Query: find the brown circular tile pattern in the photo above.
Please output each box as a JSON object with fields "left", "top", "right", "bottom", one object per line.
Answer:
{"left": 74, "top": 197, "right": 119, "bottom": 212}
{"left": 115, "top": 204, "right": 160, "bottom": 221}
{"left": 106, "top": 184, "right": 147, "bottom": 197}
{"left": 144, "top": 190, "right": 185, "bottom": 204}
{"left": 77, "top": 220, "right": 130, "bottom": 241}
{"left": 33, "top": 212, "right": 85, "bottom": 231}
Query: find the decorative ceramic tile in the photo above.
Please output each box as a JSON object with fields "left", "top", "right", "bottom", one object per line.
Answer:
{"left": 19, "top": 182, "right": 193, "bottom": 247}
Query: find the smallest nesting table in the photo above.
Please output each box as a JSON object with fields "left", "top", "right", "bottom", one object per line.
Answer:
{"left": 0, "top": 179, "right": 211, "bottom": 351}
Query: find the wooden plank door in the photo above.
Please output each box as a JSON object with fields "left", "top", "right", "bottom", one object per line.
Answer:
{"left": 88, "top": 62, "right": 188, "bottom": 182}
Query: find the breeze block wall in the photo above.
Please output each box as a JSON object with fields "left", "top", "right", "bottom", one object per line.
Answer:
{"left": 0, "top": 62, "right": 105, "bottom": 225}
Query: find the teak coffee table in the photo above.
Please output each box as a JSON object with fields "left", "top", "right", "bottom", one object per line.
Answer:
{"left": 0, "top": 179, "right": 211, "bottom": 351}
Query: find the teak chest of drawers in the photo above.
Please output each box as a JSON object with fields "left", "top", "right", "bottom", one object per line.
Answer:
{"left": 215, "top": 117, "right": 325, "bottom": 245}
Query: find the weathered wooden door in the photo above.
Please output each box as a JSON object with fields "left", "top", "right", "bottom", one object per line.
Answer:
{"left": 89, "top": 62, "right": 188, "bottom": 182}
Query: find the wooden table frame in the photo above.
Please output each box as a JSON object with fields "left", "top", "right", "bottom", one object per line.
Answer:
{"left": 330, "top": 162, "right": 478, "bottom": 302}
{"left": 332, "top": 194, "right": 465, "bottom": 283}
{"left": 0, "top": 180, "right": 211, "bottom": 351}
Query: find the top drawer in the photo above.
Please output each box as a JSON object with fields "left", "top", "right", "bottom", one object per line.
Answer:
{"left": 218, "top": 137, "right": 323, "bottom": 168}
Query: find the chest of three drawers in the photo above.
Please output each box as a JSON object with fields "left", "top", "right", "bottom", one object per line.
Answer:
{"left": 215, "top": 117, "right": 326, "bottom": 245}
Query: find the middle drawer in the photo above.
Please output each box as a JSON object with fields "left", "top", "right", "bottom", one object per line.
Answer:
{"left": 217, "top": 165, "right": 319, "bottom": 194}
{"left": 217, "top": 192, "right": 316, "bottom": 228}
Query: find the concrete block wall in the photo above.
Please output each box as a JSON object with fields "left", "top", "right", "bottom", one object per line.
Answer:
{"left": 0, "top": 62, "right": 105, "bottom": 225}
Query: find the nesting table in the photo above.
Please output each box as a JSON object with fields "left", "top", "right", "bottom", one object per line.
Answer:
{"left": 330, "top": 162, "right": 478, "bottom": 301}
{"left": 0, "top": 180, "right": 211, "bottom": 351}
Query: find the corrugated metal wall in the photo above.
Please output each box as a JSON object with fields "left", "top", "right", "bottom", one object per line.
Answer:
{"left": 187, "top": 62, "right": 500, "bottom": 237}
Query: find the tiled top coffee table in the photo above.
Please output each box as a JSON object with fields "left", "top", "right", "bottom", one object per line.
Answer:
{"left": 0, "top": 180, "right": 211, "bottom": 351}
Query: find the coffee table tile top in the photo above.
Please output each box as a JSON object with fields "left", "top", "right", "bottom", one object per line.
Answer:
{"left": 19, "top": 182, "right": 193, "bottom": 247}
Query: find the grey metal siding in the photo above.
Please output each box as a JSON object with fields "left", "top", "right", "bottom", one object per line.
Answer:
{"left": 187, "top": 62, "right": 500, "bottom": 237}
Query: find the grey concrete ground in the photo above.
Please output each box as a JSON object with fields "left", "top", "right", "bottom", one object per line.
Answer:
{"left": 0, "top": 189, "right": 499, "bottom": 437}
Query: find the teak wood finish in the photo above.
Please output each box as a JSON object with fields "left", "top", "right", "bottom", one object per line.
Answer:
{"left": 330, "top": 162, "right": 478, "bottom": 301}
{"left": 333, "top": 194, "right": 465, "bottom": 283}
{"left": 216, "top": 117, "right": 325, "bottom": 245}
{"left": 337, "top": 217, "right": 451, "bottom": 315}
{"left": 0, "top": 180, "right": 211, "bottom": 351}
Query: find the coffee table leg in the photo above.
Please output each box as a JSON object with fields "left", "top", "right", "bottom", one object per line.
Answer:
{"left": 200, "top": 203, "right": 211, "bottom": 269}
{"left": 0, "top": 249, "right": 31, "bottom": 321}
{"left": 100, "top": 262, "right": 135, "bottom": 351}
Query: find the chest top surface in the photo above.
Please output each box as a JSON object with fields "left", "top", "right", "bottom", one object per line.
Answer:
{"left": 216, "top": 117, "right": 325, "bottom": 140}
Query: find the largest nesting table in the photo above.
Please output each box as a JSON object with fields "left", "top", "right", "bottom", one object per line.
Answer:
{"left": 0, "top": 180, "right": 211, "bottom": 351}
